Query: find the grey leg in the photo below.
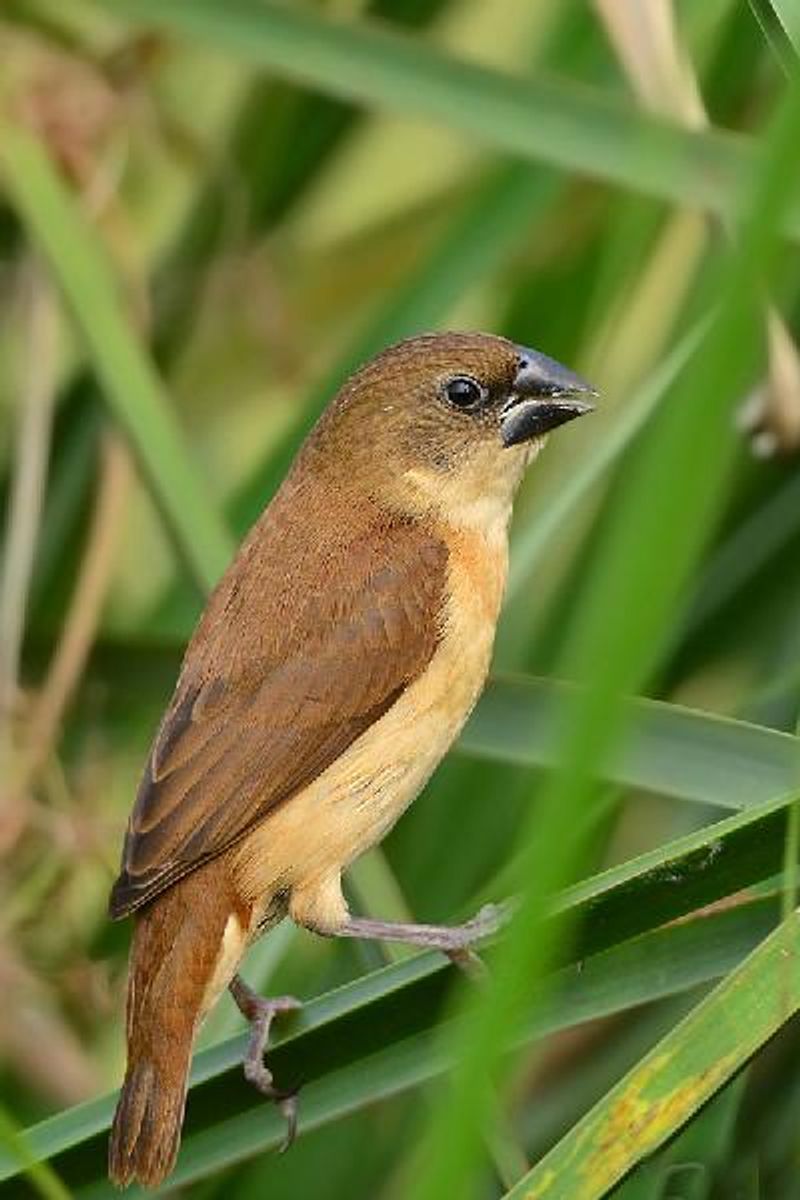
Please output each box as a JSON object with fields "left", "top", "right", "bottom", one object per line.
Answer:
{"left": 334, "top": 902, "right": 507, "bottom": 954}
{"left": 229, "top": 974, "right": 302, "bottom": 1151}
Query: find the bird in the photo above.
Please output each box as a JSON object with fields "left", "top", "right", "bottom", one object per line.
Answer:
{"left": 107, "top": 331, "right": 595, "bottom": 1188}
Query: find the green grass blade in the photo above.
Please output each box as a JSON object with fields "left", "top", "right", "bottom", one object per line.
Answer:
{"left": 0, "top": 893, "right": 778, "bottom": 1196}
{"left": 748, "top": 1, "right": 800, "bottom": 75}
{"left": 463, "top": 675, "right": 798, "bottom": 812}
{"left": 104, "top": 0, "right": 800, "bottom": 241}
{"left": 0, "top": 122, "right": 233, "bottom": 593}
{"left": 0, "top": 1107, "right": 71, "bottom": 1200}
{"left": 411, "top": 67, "right": 800, "bottom": 1200}
{"left": 504, "top": 908, "right": 800, "bottom": 1200}
{"left": 769, "top": 0, "right": 800, "bottom": 52}
{"left": 557, "top": 790, "right": 798, "bottom": 959}
{"left": 505, "top": 319, "right": 710, "bottom": 603}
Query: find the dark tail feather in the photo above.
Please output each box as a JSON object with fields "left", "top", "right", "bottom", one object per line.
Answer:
{"left": 108, "top": 1053, "right": 189, "bottom": 1189}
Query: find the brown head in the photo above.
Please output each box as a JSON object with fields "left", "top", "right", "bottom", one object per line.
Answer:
{"left": 305, "top": 331, "right": 596, "bottom": 526}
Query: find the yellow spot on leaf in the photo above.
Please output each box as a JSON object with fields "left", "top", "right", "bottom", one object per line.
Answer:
{"left": 524, "top": 1167, "right": 556, "bottom": 1198}
{"left": 578, "top": 1049, "right": 738, "bottom": 1196}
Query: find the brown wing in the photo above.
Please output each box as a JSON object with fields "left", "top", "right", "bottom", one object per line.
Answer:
{"left": 109, "top": 521, "right": 447, "bottom": 918}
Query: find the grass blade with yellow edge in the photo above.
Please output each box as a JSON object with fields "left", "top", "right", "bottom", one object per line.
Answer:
{"left": 503, "top": 907, "right": 800, "bottom": 1200}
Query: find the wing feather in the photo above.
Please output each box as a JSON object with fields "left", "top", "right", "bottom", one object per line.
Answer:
{"left": 109, "top": 519, "right": 447, "bottom": 917}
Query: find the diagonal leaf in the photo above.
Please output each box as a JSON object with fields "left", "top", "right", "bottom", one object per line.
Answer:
{"left": 767, "top": 0, "right": 800, "bottom": 52}
{"left": 686, "top": 466, "right": 800, "bottom": 638}
{"left": 0, "top": 1107, "right": 70, "bottom": 1200}
{"left": 749, "top": 0, "right": 800, "bottom": 71}
{"left": 462, "top": 675, "right": 799, "bottom": 812}
{"left": 504, "top": 907, "right": 800, "bottom": 1200}
{"left": 505, "top": 319, "right": 709, "bottom": 604}
{"left": 103, "top": 0, "right": 800, "bottom": 240}
{"left": 0, "top": 122, "right": 234, "bottom": 594}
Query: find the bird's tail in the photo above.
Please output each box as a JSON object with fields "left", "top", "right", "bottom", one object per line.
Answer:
{"left": 109, "top": 1053, "right": 188, "bottom": 1189}
{"left": 109, "top": 860, "right": 249, "bottom": 1189}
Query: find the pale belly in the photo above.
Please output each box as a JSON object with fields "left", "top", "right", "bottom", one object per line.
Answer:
{"left": 232, "top": 526, "right": 507, "bottom": 934}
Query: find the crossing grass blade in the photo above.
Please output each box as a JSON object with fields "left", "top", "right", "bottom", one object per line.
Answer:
{"left": 102, "top": 0, "right": 800, "bottom": 240}
{"left": 0, "top": 854, "right": 785, "bottom": 1195}
{"left": 503, "top": 907, "right": 800, "bottom": 1200}
{"left": 0, "top": 1108, "right": 70, "bottom": 1200}
{"left": 463, "top": 675, "right": 798, "bottom": 812}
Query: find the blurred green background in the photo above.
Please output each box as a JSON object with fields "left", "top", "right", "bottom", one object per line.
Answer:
{"left": 2, "top": 1, "right": 800, "bottom": 1197}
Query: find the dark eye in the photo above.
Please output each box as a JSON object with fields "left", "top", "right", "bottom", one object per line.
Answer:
{"left": 443, "top": 375, "right": 485, "bottom": 410}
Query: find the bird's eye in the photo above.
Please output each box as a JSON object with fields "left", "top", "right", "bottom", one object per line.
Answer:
{"left": 443, "top": 375, "right": 485, "bottom": 411}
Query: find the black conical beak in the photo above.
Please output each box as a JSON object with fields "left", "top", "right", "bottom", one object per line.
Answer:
{"left": 500, "top": 346, "right": 597, "bottom": 448}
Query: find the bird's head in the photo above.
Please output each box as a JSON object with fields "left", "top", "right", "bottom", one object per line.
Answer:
{"left": 313, "top": 332, "right": 597, "bottom": 527}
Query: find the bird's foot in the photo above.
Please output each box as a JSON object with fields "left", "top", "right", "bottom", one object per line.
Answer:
{"left": 229, "top": 974, "right": 302, "bottom": 1151}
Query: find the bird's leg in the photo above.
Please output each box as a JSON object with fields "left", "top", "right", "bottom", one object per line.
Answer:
{"left": 228, "top": 974, "right": 302, "bottom": 1151}
{"left": 334, "top": 902, "right": 508, "bottom": 976}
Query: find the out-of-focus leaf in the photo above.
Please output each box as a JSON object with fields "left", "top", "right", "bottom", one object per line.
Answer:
{"left": 593, "top": 0, "right": 707, "bottom": 125}
{"left": 0, "top": 122, "right": 233, "bottom": 594}
{"left": 685, "top": 470, "right": 800, "bottom": 635}
{"left": 104, "top": 0, "right": 800, "bottom": 240}
{"left": 749, "top": 0, "right": 800, "bottom": 71}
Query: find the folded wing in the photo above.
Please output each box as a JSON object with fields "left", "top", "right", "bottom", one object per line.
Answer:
{"left": 110, "top": 521, "right": 447, "bottom": 918}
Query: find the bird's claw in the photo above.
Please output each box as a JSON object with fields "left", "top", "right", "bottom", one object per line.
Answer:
{"left": 275, "top": 1084, "right": 301, "bottom": 1152}
{"left": 229, "top": 976, "right": 302, "bottom": 1151}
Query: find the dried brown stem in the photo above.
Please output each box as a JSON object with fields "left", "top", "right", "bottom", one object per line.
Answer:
{"left": 16, "top": 432, "right": 132, "bottom": 792}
